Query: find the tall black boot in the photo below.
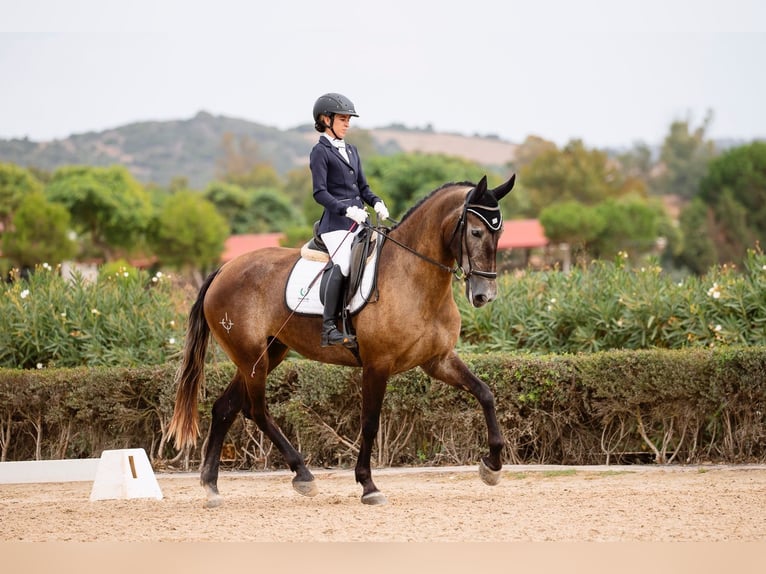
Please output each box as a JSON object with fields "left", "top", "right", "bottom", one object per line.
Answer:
{"left": 321, "top": 265, "right": 356, "bottom": 348}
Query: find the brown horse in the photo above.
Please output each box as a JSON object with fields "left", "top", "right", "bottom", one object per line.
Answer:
{"left": 169, "top": 173, "right": 516, "bottom": 507}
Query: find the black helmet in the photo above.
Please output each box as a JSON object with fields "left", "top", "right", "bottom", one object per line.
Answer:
{"left": 312, "top": 93, "right": 359, "bottom": 124}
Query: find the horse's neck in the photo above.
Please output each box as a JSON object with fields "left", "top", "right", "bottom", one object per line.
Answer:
{"left": 386, "top": 191, "right": 463, "bottom": 278}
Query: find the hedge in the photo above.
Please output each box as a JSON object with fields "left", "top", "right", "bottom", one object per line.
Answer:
{"left": 2, "top": 347, "right": 764, "bottom": 468}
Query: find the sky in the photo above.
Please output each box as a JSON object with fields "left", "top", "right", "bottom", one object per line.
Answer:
{"left": 1, "top": 0, "right": 765, "bottom": 149}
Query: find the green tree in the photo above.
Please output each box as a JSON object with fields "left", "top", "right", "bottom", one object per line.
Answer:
{"left": 216, "top": 133, "right": 282, "bottom": 189}
{"left": 45, "top": 166, "right": 152, "bottom": 260}
{"left": 147, "top": 191, "right": 228, "bottom": 279}
{"left": 698, "top": 141, "right": 766, "bottom": 248}
{"left": 0, "top": 163, "right": 43, "bottom": 230}
{"left": 203, "top": 181, "right": 251, "bottom": 233}
{"left": 249, "top": 188, "right": 302, "bottom": 232}
{"left": 364, "top": 153, "right": 487, "bottom": 217}
{"left": 522, "top": 139, "right": 642, "bottom": 215}
{"left": 539, "top": 200, "right": 606, "bottom": 258}
{"left": 655, "top": 113, "right": 716, "bottom": 200}
{"left": 676, "top": 198, "right": 717, "bottom": 274}
{"left": 590, "top": 197, "right": 664, "bottom": 259}
{"left": 2, "top": 192, "right": 77, "bottom": 269}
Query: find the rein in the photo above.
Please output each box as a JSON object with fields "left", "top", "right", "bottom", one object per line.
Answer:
{"left": 365, "top": 192, "right": 500, "bottom": 283}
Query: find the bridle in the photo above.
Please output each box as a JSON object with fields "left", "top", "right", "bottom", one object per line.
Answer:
{"left": 365, "top": 190, "right": 501, "bottom": 285}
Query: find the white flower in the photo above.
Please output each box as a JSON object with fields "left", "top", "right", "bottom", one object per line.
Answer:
{"left": 123, "top": 271, "right": 129, "bottom": 278}
{"left": 169, "top": 320, "right": 176, "bottom": 327}
{"left": 91, "top": 308, "right": 101, "bottom": 315}
{"left": 550, "top": 298, "right": 557, "bottom": 304}
{"left": 36, "top": 363, "right": 43, "bottom": 369}
{"left": 714, "top": 324, "right": 722, "bottom": 332}
{"left": 20, "top": 289, "right": 30, "bottom": 299}
{"left": 168, "top": 337, "right": 176, "bottom": 345}
{"left": 151, "top": 276, "right": 158, "bottom": 283}
{"left": 42, "top": 262, "right": 51, "bottom": 270}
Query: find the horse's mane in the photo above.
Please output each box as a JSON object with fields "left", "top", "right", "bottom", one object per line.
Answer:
{"left": 393, "top": 181, "right": 476, "bottom": 230}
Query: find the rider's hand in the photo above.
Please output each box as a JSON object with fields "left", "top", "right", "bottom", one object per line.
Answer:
{"left": 373, "top": 201, "right": 389, "bottom": 221}
{"left": 345, "top": 205, "right": 369, "bottom": 225}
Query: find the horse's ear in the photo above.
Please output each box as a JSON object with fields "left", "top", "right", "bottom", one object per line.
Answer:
{"left": 467, "top": 175, "right": 489, "bottom": 204}
{"left": 490, "top": 173, "right": 516, "bottom": 201}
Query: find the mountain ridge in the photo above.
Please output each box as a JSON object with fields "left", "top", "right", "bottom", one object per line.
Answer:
{"left": 0, "top": 111, "right": 519, "bottom": 189}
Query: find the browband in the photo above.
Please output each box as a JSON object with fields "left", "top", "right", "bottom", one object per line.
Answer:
{"left": 466, "top": 204, "right": 503, "bottom": 232}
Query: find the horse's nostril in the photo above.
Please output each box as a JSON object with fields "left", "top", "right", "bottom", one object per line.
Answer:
{"left": 474, "top": 293, "right": 488, "bottom": 307}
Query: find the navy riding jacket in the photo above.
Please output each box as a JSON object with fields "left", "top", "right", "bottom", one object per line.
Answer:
{"left": 310, "top": 136, "right": 381, "bottom": 235}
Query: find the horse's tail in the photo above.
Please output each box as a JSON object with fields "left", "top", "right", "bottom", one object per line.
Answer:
{"left": 168, "top": 268, "right": 220, "bottom": 450}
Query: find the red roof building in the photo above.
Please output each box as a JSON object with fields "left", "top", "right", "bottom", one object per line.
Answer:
{"left": 498, "top": 219, "right": 548, "bottom": 249}
{"left": 221, "top": 233, "right": 285, "bottom": 262}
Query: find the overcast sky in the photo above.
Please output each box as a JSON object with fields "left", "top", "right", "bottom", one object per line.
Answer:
{"left": 1, "top": 0, "right": 765, "bottom": 148}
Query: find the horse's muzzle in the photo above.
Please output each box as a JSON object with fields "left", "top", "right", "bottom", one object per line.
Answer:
{"left": 466, "top": 278, "right": 497, "bottom": 308}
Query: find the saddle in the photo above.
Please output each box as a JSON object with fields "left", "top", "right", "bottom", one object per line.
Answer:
{"left": 299, "top": 222, "right": 378, "bottom": 304}
{"left": 285, "top": 223, "right": 384, "bottom": 316}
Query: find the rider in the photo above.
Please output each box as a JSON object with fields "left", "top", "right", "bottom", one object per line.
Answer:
{"left": 310, "top": 92, "right": 389, "bottom": 347}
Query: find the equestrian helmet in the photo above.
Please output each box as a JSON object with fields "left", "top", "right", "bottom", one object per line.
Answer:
{"left": 312, "top": 93, "right": 359, "bottom": 123}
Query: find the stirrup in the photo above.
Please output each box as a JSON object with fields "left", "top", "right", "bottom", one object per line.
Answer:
{"left": 321, "top": 327, "right": 356, "bottom": 348}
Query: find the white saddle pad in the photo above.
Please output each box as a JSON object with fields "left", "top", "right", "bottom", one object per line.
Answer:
{"left": 285, "top": 247, "right": 380, "bottom": 316}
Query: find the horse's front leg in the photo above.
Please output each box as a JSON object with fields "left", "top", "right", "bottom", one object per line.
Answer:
{"left": 355, "top": 367, "right": 389, "bottom": 505}
{"left": 422, "top": 353, "right": 504, "bottom": 485}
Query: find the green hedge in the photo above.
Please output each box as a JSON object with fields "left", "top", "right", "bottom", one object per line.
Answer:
{"left": 2, "top": 347, "right": 764, "bottom": 467}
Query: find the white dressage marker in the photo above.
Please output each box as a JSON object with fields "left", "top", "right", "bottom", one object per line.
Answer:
{"left": 89, "top": 448, "right": 163, "bottom": 501}
{"left": 0, "top": 458, "right": 99, "bottom": 484}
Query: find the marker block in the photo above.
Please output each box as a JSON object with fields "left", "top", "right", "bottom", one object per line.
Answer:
{"left": 89, "top": 448, "right": 163, "bottom": 501}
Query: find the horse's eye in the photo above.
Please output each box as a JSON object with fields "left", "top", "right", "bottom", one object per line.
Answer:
{"left": 471, "top": 229, "right": 482, "bottom": 238}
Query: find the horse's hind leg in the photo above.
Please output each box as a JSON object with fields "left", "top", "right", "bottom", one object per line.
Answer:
{"left": 200, "top": 373, "right": 245, "bottom": 508}
{"left": 422, "top": 353, "right": 504, "bottom": 485}
{"left": 243, "top": 352, "right": 318, "bottom": 497}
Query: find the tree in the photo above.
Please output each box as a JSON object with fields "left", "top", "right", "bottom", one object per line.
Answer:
{"left": 509, "top": 135, "right": 557, "bottom": 172}
{"left": 203, "top": 181, "right": 251, "bottom": 233}
{"left": 147, "top": 191, "right": 228, "bottom": 281}
{"left": 0, "top": 163, "right": 43, "bottom": 231}
{"left": 539, "top": 200, "right": 606, "bottom": 256}
{"left": 45, "top": 166, "right": 152, "bottom": 260}
{"left": 699, "top": 141, "right": 766, "bottom": 243}
{"left": 249, "top": 188, "right": 302, "bottom": 232}
{"left": 216, "top": 133, "right": 282, "bottom": 189}
{"left": 676, "top": 198, "right": 717, "bottom": 274}
{"left": 522, "top": 139, "right": 643, "bottom": 215}
{"left": 2, "top": 192, "right": 76, "bottom": 269}
{"left": 364, "top": 153, "right": 487, "bottom": 217}
{"left": 655, "top": 112, "right": 717, "bottom": 200}
{"left": 590, "top": 197, "right": 664, "bottom": 259}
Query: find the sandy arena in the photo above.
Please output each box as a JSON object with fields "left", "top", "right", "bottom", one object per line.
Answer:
{"left": 2, "top": 464, "right": 766, "bottom": 542}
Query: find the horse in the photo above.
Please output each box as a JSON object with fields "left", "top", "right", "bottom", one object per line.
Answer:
{"left": 169, "top": 173, "right": 516, "bottom": 507}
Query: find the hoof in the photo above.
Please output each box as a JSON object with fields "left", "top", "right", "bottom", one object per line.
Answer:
{"left": 479, "top": 459, "right": 502, "bottom": 486}
{"left": 204, "top": 494, "right": 223, "bottom": 509}
{"left": 361, "top": 491, "right": 388, "bottom": 505}
{"left": 203, "top": 484, "right": 223, "bottom": 508}
{"left": 292, "top": 477, "right": 319, "bottom": 497}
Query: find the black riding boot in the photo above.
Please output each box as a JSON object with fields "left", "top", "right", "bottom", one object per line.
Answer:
{"left": 321, "top": 265, "right": 355, "bottom": 348}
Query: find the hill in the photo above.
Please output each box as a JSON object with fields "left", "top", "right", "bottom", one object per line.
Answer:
{"left": 0, "top": 112, "right": 518, "bottom": 189}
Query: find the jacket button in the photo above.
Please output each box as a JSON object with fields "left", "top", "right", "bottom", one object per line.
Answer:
{"left": 352, "top": 183, "right": 357, "bottom": 188}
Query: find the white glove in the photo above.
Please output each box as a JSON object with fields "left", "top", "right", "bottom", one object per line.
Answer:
{"left": 373, "top": 201, "right": 389, "bottom": 221}
{"left": 345, "top": 205, "right": 369, "bottom": 225}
